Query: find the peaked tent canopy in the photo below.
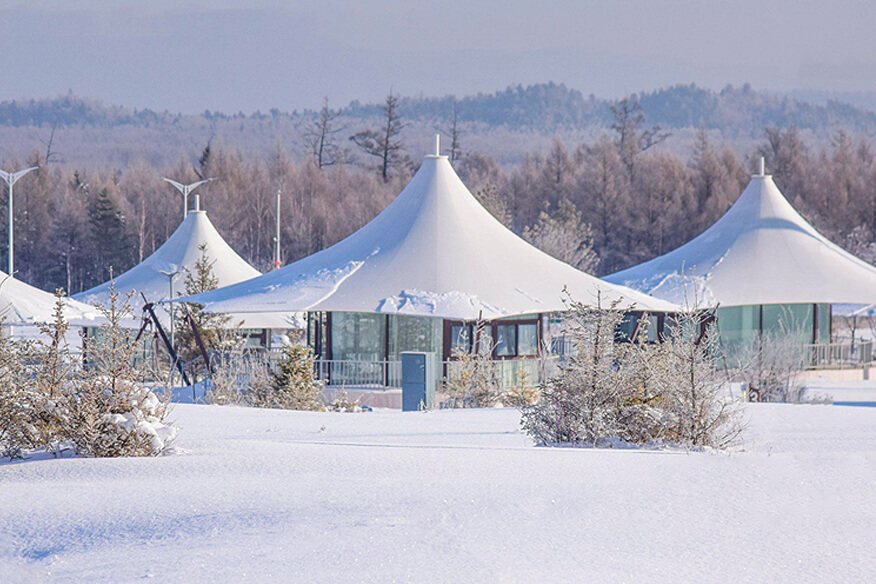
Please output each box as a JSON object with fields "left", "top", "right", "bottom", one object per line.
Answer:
{"left": 75, "top": 207, "right": 261, "bottom": 310}
{"left": 0, "top": 272, "right": 101, "bottom": 328}
{"left": 181, "top": 151, "right": 676, "bottom": 322}
{"left": 605, "top": 166, "right": 876, "bottom": 307}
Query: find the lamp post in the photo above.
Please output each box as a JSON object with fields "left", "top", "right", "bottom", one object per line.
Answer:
{"left": 274, "top": 189, "right": 282, "bottom": 269}
{"left": 0, "top": 166, "right": 39, "bottom": 275}
{"left": 159, "top": 266, "right": 185, "bottom": 350}
{"left": 163, "top": 177, "right": 217, "bottom": 220}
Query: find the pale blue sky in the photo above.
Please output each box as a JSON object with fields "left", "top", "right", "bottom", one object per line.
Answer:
{"left": 2, "top": 1, "right": 875, "bottom": 112}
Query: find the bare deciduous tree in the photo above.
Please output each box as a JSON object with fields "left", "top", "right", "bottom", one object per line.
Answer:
{"left": 350, "top": 90, "right": 407, "bottom": 182}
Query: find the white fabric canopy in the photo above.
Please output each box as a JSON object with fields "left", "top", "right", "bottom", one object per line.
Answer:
{"left": 0, "top": 272, "right": 102, "bottom": 328}
{"left": 75, "top": 209, "right": 261, "bottom": 308}
{"left": 605, "top": 170, "right": 876, "bottom": 307}
{"left": 181, "top": 152, "right": 676, "bottom": 321}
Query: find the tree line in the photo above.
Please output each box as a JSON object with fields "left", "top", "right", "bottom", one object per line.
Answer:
{"left": 3, "top": 94, "right": 876, "bottom": 296}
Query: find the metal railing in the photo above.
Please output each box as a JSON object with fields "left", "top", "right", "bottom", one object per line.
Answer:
{"left": 803, "top": 341, "right": 873, "bottom": 369}
{"left": 314, "top": 359, "right": 402, "bottom": 388}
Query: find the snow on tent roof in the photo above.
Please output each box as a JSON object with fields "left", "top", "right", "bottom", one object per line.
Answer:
{"left": 180, "top": 149, "right": 677, "bottom": 321}
{"left": 0, "top": 272, "right": 101, "bottom": 327}
{"left": 605, "top": 165, "right": 876, "bottom": 307}
{"left": 74, "top": 209, "right": 261, "bottom": 309}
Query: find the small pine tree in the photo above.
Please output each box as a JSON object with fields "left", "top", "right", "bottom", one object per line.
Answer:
{"left": 177, "top": 243, "right": 235, "bottom": 366}
{"left": 254, "top": 344, "right": 323, "bottom": 410}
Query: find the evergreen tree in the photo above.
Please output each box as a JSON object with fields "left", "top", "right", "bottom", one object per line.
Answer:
{"left": 177, "top": 243, "right": 234, "bottom": 365}
{"left": 88, "top": 187, "right": 129, "bottom": 280}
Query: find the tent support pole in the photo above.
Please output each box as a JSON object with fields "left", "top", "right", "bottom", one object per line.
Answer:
{"left": 141, "top": 293, "right": 190, "bottom": 386}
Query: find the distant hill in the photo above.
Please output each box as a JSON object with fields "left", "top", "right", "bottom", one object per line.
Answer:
{"left": 345, "top": 82, "right": 876, "bottom": 138}
{"left": 1, "top": 83, "right": 875, "bottom": 168}
{"left": 4, "top": 83, "right": 876, "bottom": 137}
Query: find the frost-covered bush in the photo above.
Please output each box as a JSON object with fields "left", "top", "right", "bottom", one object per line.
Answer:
{"left": 659, "top": 311, "right": 743, "bottom": 449}
{"left": 521, "top": 294, "right": 649, "bottom": 446}
{"left": 521, "top": 294, "right": 743, "bottom": 450}
{"left": 206, "top": 345, "right": 324, "bottom": 411}
{"left": 326, "top": 389, "right": 364, "bottom": 412}
{"left": 730, "top": 328, "right": 809, "bottom": 403}
{"left": 443, "top": 323, "right": 503, "bottom": 408}
{"left": 0, "top": 330, "right": 40, "bottom": 459}
{"left": 205, "top": 350, "right": 271, "bottom": 406}
{"left": 2, "top": 289, "right": 177, "bottom": 460}
{"left": 65, "top": 286, "right": 176, "bottom": 457}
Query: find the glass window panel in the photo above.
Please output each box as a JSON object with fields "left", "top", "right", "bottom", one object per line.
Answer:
{"left": 762, "top": 304, "right": 813, "bottom": 342}
{"left": 331, "top": 312, "right": 386, "bottom": 361}
{"left": 496, "top": 324, "right": 517, "bottom": 357}
{"left": 617, "top": 312, "right": 639, "bottom": 341}
{"left": 816, "top": 304, "right": 831, "bottom": 344}
{"left": 518, "top": 324, "right": 538, "bottom": 355}
{"left": 450, "top": 324, "right": 472, "bottom": 355}
{"left": 716, "top": 305, "right": 761, "bottom": 348}
{"left": 389, "top": 315, "right": 443, "bottom": 359}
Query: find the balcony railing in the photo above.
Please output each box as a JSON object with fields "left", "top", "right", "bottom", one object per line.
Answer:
{"left": 803, "top": 341, "right": 873, "bottom": 369}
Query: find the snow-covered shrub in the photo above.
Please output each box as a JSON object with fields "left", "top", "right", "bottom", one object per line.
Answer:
{"left": 0, "top": 328, "right": 40, "bottom": 459}
{"left": 326, "top": 389, "right": 364, "bottom": 412}
{"left": 521, "top": 293, "right": 743, "bottom": 450}
{"left": 443, "top": 323, "right": 503, "bottom": 408}
{"left": 520, "top": 294, "right": 644, "bottom": 446}
{"left": 65, "top": 286, "right": 176, "bottom": 457}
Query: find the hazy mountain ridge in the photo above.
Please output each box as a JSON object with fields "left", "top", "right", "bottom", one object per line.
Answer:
{"left": 4, "top": 83, "right": 876, "bottom": 140}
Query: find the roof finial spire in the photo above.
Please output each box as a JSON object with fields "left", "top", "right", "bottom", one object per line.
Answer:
{"left": 758, "top": 156, "right": 765, "bottom": 176}
{"left": 435, "top": 134, "right": 441, "bottom": 157}
{"left": 193, "top": 193, "right": 200, "bottom": 212}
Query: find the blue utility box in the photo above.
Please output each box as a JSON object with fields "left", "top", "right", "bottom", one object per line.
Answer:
{"left": 401, "top": 351, "right": 436, "bottom": 411}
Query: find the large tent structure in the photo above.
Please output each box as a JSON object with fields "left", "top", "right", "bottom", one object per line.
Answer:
{"left": 0, "top": 271, "right": 102, "bottom": 339}
{"left": 75, "top": 199, "right": 261, "bottom": 313}
{"left": 183, "top": 142, "right": 676, "bottom": 365}
{"left": 605, "top": 160, "right": 876, "bottom": 347}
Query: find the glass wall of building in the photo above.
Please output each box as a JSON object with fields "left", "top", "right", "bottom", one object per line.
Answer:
{"left": 388, "top": 315, "right": 443, "bottom": 360}
{"left": 716, "top": 303, "right": 831, "bottom": 350}
{"left": 715, "top": 305, "right": 761, "bottom": 347}
{"left": 330, "top": 312, "right": 386, "bottom": 361}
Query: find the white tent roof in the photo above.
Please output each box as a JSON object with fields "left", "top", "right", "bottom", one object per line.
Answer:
{"left": 74, "top": 208, "right": 262, "bottom": 311}
{"left": 0, "top": 272, "right": 102, "bottom": 328}
{"left": 605, "top": 167, "right": 876, "bottom": 307}
{"left": 181, "top": 150, "right": 676, "bottom": 321}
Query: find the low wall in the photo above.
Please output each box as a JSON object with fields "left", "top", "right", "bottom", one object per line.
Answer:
{"left": 797, "top": 368, "right": 871, "bottom": 382}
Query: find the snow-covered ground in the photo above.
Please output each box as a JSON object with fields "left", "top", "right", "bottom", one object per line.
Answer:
{"left": 1, "top": 400, "right": 874, "bottom": 583}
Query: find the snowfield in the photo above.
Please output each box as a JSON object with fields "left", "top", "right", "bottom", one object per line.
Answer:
{"left": 1, "top": 402, "right": 874, "bottom": 583}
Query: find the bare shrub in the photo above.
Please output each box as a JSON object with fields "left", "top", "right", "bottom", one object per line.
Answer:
{"left": 205, "top": 349, "right": 272, "bottom": 406}
{"left": 729, "top": 327, "right": 809, "bottom": 403}
{"left": 660, "top": 310, "right": 744, "bottom": 449}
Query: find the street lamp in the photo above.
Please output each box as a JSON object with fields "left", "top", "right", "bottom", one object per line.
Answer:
{"left": 274, "top": 189, "right": 282, "bottom": 270}
{"left": 163, "top": 177, "right": 217, "bottom": 220}
{"left": 159, "top": 266, "right": 185, "bottom": 349}
{"left": 0, "top": 166, "right": 39, "bottom": 275}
